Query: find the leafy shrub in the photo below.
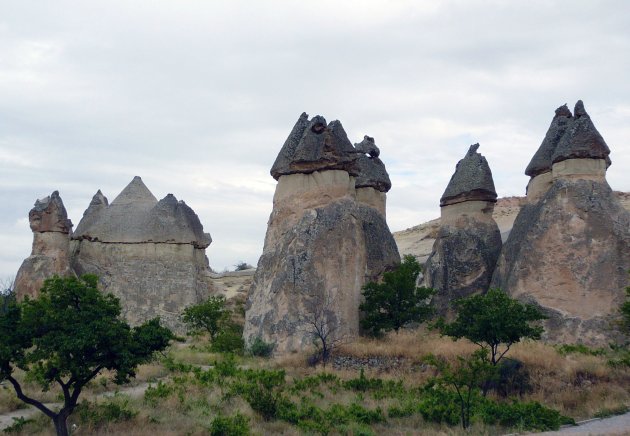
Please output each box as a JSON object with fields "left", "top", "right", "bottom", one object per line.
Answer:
{"left": 360, "top": 255, "right": 435, "bottom": 337}
{"left": 556, "top": 344, "right": 606, "bottom": 356}
{"left": 233, "top": 369, "right": 287, "bottom": 420}
{"left": 181, "top": 296, "right": 230, "bottom": 339}
{"left": 211, "top": 327, "right": 245, "bottom": 354}
{"left": 594, "top": 405, "right": 629, "bottom": 419}
{"left": 343, "top": 369, "right": 383, "bottom": 392}
{"left": 248, "top": 336, "right": 275, "bottom": 357}
{"left": 486, "top": 358, "right": 532, "bottom": 397}
{"left": 76, "top": 395, "right": 138, "bottom": 427}
{"left": 478, "top": 400, "right": 574, "bottom": 431}
{"left": 144, "top": 381, "right": 173, "bottom": 406}
{"left": 387, "top": 402, "right": 415, "bottom": 418}
{"left": 3, "top": 417, "right": 33, "bottom": 433}
{"left": 417, "top": 385, "right": 461, "bottom": 426}
{"left": 209, "top": 412, "right": 250, "bottom": 436}
{"left": 234, "top": 261, "right": 253, "bottom": 271}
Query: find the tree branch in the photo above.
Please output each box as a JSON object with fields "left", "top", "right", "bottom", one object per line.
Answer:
{"left": 6, "top": 375, "right": 57, "bottom": 419}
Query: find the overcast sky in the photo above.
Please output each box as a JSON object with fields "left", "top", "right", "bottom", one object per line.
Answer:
{"left": 1, "top": 0, "right": 629, "bottom": 277}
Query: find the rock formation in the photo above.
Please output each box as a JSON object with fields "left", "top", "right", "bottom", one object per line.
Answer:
{"left": 492, "top": 101, "right": 629, "bottom": 345}
{"left": 14, "top": 177, "right": 214, "bottom": 332}
{"left": 423, "top": 144, "right": 502, "bottom": 313}
{"left": 244, "top": 114, "right": 400, "bottom": 354}
{"left": 15, "top": 191, "right": 74, "bottom": 299}
{"left": 70, "top": 176, "right": 212, "bottom": 330}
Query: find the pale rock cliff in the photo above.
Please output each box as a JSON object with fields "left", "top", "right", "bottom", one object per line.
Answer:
{"left": 244, "top": 114, "right": 400, "bottom": 354}
{"left": 70, "top": 177, "right": 213, "bottom": 331}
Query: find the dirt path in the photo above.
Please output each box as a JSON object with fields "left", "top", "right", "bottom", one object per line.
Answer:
{"left": 0, "top": 381, "right": 153, "bottom": 431}
{"left": 529, "top": 412, "right": 630, "bottom": 435}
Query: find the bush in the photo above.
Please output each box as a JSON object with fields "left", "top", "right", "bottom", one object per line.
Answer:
{"left": 556, "top": 344, "right": 606, "bottom": 356}
{"left": 478, "top": 400, "right": 574, "bottom": 431}
{"left": 417, "top": 386, "right": 461, "bottom": 426}
{"left": 360, "top": 255, "right": 435, "bottom": 337}
{"left": 209, "top": 413, "right": 250, "bottom": 436}
{"left": 234, "top": 261, "right": 253, "bottom": 271}
{"left": 435, "top": 288, "right": 545, "bottom": 365}
{"left": 211, "top": 326, "right": 245, "bottom": 354}
{"left": 3, "top": 417, "right": 33, "bottom": 433}
{"left": 487, "top": 358, "right": 532, "bottom": 397}
{"left": 181, "top": 296, "right": 230, "bottom": 339}
{"left": 248, "top": 336, "right": 275, "bottom": 357}
{"left": 233, "top": 369, "right": 287, "bottom": 421}
{"left": 76, "top": 395, "right": 138, "bottom": 427}
{"left": 144, "top": 381, "right": 173, "bottom": 406}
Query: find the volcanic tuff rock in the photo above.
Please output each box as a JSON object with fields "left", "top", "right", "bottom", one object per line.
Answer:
{"left": 492, "top": 101, "right": 629, "bottom": 346}
{"left": 15, "top": 191, "right": 74, "bottom": 299}
{"left": 71, "top": 177, "right": 212, "bottom": 330}
{"left": 423, "top": 144, "right": 502, "bottom": 313}
{"left": 244, "top": 114, "right": 400, "bottom": 354}
{"left": 525, "top": 104, "right": 573, "bottom": 178}
{"left": 270, "top": 113, "right": 360, "bottom": 180}
{"left": 440, "top": 144, "right": 497, "bottom": 206}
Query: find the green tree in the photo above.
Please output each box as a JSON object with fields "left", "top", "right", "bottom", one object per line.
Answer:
{"left": 424, "top": 350, "right": 496, "bottom": 429}
{"left": 436, "top": 288, "right": 545, "bottom": 366}
{"left": 181, "top": 296, "right": 231, "bottom": 340}
{"left": 360, "top": 255, "right": 435, "bottom": 336}
{"left": 0, "top": 275, "right": 172, "bottom": 436}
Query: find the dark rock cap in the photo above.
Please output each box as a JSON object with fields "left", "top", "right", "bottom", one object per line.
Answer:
{"left": 440, "top": 144, "right": 497, "bottom": 207}
{"left": 353, "top": 136, "right": 391, "bottom": 192}
{"left": 29, "top": 191, "right": 73, "bottom": 233}
{"left": 525, "top": 104, "right": 573, "bottom": 177}
{"left": 270, "top": 113, "right": 359, "bottom": 180}
{"left": 551, "top": 100, "right": 611, "bottom": 165}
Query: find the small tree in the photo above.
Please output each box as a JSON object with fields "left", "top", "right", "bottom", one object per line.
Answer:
{"left": 436, "top": 288, "right": 545, "bottom": 366}
{"left": 0, "top": 275, "right": 172, "bottom": 436}
{"left": 0, "top": 276, "right": 15, "bottom": 315}
{"left": 360, "top": 255, "right": 435, "bottom": 337}
{"left": 298, "top": 289, "right": 344, "bottom": 367}
{"left": 424, "top": 350, "right": 496, "bottom": 429}
{"left": 181, "top": 296, "right": 231, "bottom": 340}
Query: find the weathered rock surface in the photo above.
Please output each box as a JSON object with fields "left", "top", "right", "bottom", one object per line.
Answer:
{"left": 491, "top": 179, "right": 630, "bottom": 345}
{"left": 354, "top": 137, "right": 391, "bottom": 193}
{"left": 423, "top": 145, "right": 501, "bottom": 313}
{"left": 552, "top": 100, "right": 610, "bottom": 165}
{"left": 245, "top": 114, "right": 400, "bottom": 354}
{"left": 492, "top": 100, "right": 628, "bottom": 346}
{"left": 15, "top": 191, "right": 74, "bottom": 299}
{"left": 440, "top": 144, "right": 497, "bottom": 206}
{"left": 244, "top": 197, "right": 400, "bottom": 353}
{"left": 270, "top": 113, "right": 359, "bottom": 180}
{"left": 71, "top": 177, "right": 212, "bottom": 331}
{"left": 525, "top": 104, "right": 573, "bottom": 178}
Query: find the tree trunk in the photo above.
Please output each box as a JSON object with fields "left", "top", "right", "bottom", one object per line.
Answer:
{"left": 53, "top": 410, "right": 70, "bottom": 436}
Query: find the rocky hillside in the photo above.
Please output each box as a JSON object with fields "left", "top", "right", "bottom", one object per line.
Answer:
{"left": 393, "top": 191, "right": 630, "bottom": 263}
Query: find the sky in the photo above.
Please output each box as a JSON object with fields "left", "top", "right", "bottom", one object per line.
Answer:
{"left": 1, "top": 0, "right": 629, "bottom": 277}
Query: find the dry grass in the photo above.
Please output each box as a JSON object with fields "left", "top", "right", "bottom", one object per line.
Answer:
{"left": 3, "top": 329, "right": 630, "bottom": 435}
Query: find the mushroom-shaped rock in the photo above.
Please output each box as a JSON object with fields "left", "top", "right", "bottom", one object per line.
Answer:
{"left": 353, "top": 136, "right": 391, "bottom": 193}
{"left": 440, "top": 144, "right": 497, "bottom": 207}
{"left": 270, "top": 113, "right": 359, "bottom": 180}
{"left": 525, "top": 104, "right": 573, "bottom": 177}
{"left": 29, "top": 191, "right": 73, "bottom": 233}
{"left": 552, "top": 100, "right": 611, "bottom": 165}
{"left": 15, "top": 191, "right": 74, "bottom": 299}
